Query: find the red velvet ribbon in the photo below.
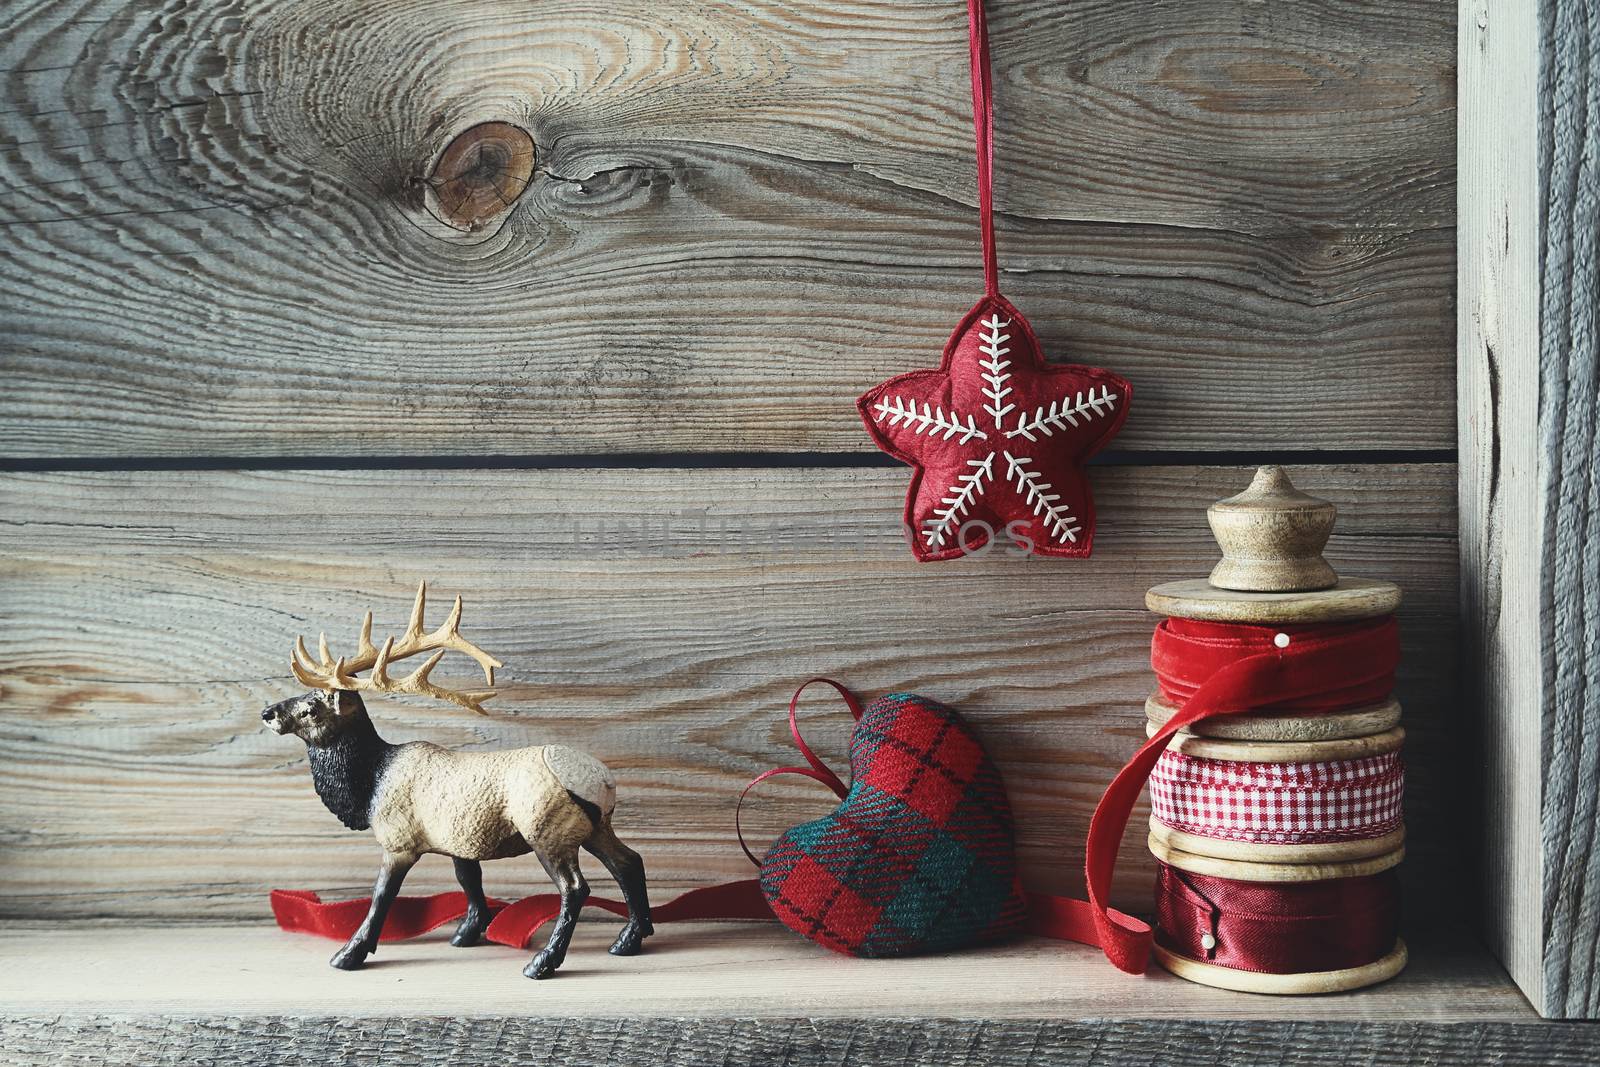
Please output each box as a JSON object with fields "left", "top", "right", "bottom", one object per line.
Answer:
{"left": 1154, "top": 617, "right": 1399, "bottom": 711}
{"left": 1085, "top": 616, "right": 1401, "bottom": 973}
{"left": 1155, "top": 863, "right": 1401, "bottom": 974}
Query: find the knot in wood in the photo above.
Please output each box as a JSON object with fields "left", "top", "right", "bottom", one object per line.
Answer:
{"left": 427, "top": 122, "right": 535, "bottom": 232}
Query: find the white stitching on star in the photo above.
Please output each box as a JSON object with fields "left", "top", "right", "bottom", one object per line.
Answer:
{"left": 923, "top": 452, "right": 997, "bottom": 548}
{"left": 1005, "top": 385, "right": 1118, "bottom": 440}
{"left": 872, "top": 397, "right": 988, "bottom": 443}
{"left": 978, "top": 315, "right": 1015, "bottom": 428}
{"left": 1003, "top": 451, "right": 1081, "bottom": 543}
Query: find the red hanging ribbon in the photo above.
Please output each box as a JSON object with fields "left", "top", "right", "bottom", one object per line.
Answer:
{"left": 967, "top": 0, "right": 1000, "bottom": 297}
{"left": 1084, "top": 615, "right": 1401, "bottom": 973}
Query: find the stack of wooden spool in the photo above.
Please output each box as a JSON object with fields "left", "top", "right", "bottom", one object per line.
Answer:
{"left": 1141, "top": 466, "right": 1407, "bottom": 994}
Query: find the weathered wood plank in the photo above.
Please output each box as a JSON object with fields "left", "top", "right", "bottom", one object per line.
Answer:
{"left": 1535, "top": 0, "right": 1600, "bottom": 1022}
{"left": 12, "top": 1016, "right": 1600, "bottom": 1067}
{"left": 0, "top": 0, "right": 1455, "bottom": 457}
{"left": 0, "top": 464, "right": 1457, "bottom": 919}
{"left": 0, "top": 922, "right": 1535, "bottom": 1021}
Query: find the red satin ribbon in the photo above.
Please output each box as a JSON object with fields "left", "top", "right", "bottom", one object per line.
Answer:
{"left": 270, "top": 881, "right": 1122, "bottom": 956}
{"left": 1155, "top": 863, "right": 1401, "bottom": 974}
{"left": 1085, "top": 616, "right": 1401, "bottom": 973}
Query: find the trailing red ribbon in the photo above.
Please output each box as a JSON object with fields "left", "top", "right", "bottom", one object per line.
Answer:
{"left": 1155, "top": 862, "right": 1401, "bottom": 974}
{"left": 271, "top": 880, "right": 772, "bottom": 951}
{"left": 1085, "top": 616, "right": 1401, "bottom": 973}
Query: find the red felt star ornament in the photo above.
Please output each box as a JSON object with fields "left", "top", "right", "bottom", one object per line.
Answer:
{"left": 857, "top": 294, "right": 1131, "bottom": 561}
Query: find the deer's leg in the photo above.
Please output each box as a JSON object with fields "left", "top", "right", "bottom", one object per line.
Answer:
{"left": 449, "top": 858, "right": 493, "bottom": 947}
{"left": 523, "top": 849, "right": 588, "bottom": 980}
{"left": 583, "top": 821, "right": 655, "bottom": 956}
{"left": 331, "top": 852, "right": 415, "bottom": 971}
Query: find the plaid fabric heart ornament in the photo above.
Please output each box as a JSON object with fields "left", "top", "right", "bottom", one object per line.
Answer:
{"left": 740, "top": 680, "right": 1028, "bottom": 957}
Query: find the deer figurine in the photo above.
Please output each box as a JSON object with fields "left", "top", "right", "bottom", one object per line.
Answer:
{"left": 260, "top": 582, "right": 653, "bottom": 979}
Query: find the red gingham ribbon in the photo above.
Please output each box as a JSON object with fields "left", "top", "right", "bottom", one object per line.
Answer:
{"left": 1150, "top": 750, "right": 1405, "bottom": 844}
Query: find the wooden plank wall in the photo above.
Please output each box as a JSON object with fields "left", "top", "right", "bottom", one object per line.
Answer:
{"left": 0, "top": 0, "right": 1456, "bottom": 921}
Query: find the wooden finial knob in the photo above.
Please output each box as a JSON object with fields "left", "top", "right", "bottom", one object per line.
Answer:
{"left": 1207, "top": 466, "right": 1337, "bottom": 592}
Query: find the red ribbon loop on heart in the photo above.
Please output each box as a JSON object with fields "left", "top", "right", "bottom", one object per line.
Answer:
{"left": 735, "top": 677, "right": 862, "bottom": 865}
{"left": 1084, "top": 616, "right": 1401, "bottom": 974}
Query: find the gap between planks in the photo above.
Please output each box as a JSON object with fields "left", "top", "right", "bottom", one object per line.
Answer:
{"left": 0, "top": 448, "right": 1461, "bottom": 474}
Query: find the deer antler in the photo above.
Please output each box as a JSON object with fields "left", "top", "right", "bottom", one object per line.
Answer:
{"left": 290, "top": 581, "right": 504, "bottom": 714}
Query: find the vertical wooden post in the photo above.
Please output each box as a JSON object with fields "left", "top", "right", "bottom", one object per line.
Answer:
{"left": 1461, "top": 0, "right": 1600, "bottom": 1019}
{"left": 1534, "top": 0, "right": 1600, "bottom": 1020}
{"left": 1459, "top": 0, "right": 1542, "bottom": 1013}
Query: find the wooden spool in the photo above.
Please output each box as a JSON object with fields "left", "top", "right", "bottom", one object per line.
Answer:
{"left": 1141, "top": 466, "right": 1407, "bottom": 993}
{"left": 1153, "top": 940, "right": 1409, "bottom": 996}
{"left": 1148, "top": 836, "right": 1405, "bottom": 882}
{"left": 1145, "top": 575, "right": 1401, "bottom": 624}
{"left": 1149, "top": 723, "right": 1405, "bottom": 761}
{"left": 1148, "top": 818, "right": 1406, "bottom": 863}
{"left": 1145, "top": 692, "right": 1403, "bottom": 741}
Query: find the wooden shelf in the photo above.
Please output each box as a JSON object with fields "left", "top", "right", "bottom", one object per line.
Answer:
{"left": 1, "top": 921, "right": 1595, "bottom": 1064}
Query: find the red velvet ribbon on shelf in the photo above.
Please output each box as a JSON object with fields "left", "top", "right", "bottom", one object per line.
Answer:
{"left": 1154, "top": 863, "right": 1401, "bottom": 974}
{"left": 1085, "top": 615, "right": 1402, "bottom": 974}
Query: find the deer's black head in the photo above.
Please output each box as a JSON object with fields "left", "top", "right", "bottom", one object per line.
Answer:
{"left": 262, "top": 689, "right": 367, "bottom": 746}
